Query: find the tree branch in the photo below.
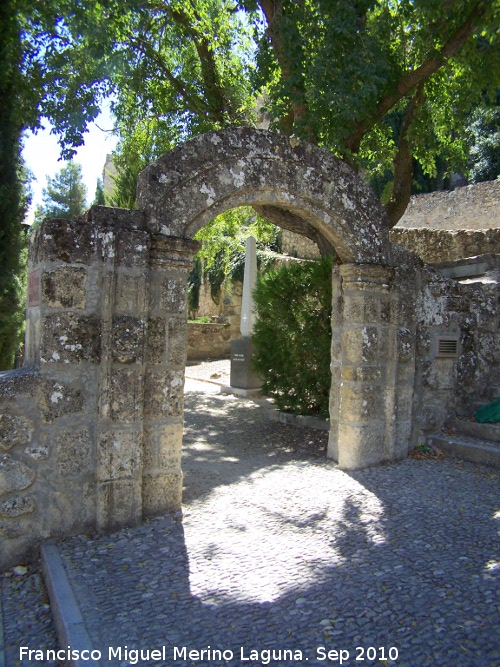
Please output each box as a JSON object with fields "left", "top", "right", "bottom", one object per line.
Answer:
{"left": 167, "top": 6, "right": 230, "bottom": 125}
{"left": 258, "top": 0, "right": 317, "bottom": 142}
{"left": 384, "top": 85, "right": 426, "bottom": 228}
{"left": 131, "top": 35, "right": 211, "bottom": 117}
{"left": 344, "top": 0, "right": 491, "bottom": 155}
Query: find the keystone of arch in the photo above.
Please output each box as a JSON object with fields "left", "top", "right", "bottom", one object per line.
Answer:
{"left": 136, "top": 127, "right": 391, "bottom": 265}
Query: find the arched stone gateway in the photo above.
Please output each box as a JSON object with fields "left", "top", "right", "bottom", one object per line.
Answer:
{"left": 134, "top": 128, "right": 414, "bottom": 482}
{"left": 136, "top": 127, "right": 391, "bottom": 264}
{"left": 2, "top": 128, "right": 430, "bottom": 567}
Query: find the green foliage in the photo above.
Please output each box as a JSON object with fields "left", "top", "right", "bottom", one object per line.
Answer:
{"left": 0, "top": 0, "right": 31, "bottom": 369}
{"left": 93, "top": 178, "right": 105, "bottom": 206}
{"left": 467, "top": 101, "right": 500, "bottom": 182}
{"left": 35, "top": 161, "right": 87, "bottom": 223}
{"left": 107, "top": 117, "right": 179, "bottom": 208}
{"left": 252, "top": 256, "right": 333, "bottom": 419}
{"left": 15, "top": 0, "right": 500, "bottom": 225}
{"left": 188, "top": 206, "right": 280, "bottom": 313}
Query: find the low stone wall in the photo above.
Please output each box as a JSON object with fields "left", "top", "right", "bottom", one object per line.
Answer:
{"left": 396, "top": 180, "right": 500, "bottom": 230}
{"left": 187, "top": 322, "right": 232, "bottom": 360}
{"left": 390, "top": 228, "right": 500, "bottom": 264}
{"left": 281, "top": 229, "right": 321, "bottom": 259}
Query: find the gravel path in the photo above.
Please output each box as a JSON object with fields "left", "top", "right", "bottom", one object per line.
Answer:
{"left": 1, "top": 360, "right": 499, "bottom": 667}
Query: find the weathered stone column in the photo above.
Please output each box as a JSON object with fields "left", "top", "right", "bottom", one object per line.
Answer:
{"left": 93, "top": 208, "right": 151, "bottom": 532}
{"left": 331, "top": 264, "right": 400, "bottom": 469}
{"left": 142, "top": 235, "right": 200, "bottom": 517}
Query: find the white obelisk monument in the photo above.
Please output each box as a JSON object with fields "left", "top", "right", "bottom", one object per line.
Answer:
{"left": 226, "top": 236, "right": 261, "bottom": 394}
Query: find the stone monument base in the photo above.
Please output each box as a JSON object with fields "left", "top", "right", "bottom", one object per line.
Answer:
{"left": 228, "top": 338, "right": 261, "bottom": 391}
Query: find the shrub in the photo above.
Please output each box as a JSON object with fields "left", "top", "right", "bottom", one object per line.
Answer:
{"left": 252, "top": 256, "right": 332, "bottom": 419}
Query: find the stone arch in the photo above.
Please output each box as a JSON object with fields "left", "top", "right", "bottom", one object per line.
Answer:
{"left": 136, "top": 127, "right": 413, "bottom": 492}
{"left": 137, "top": 127, "right": 392, "bottom": 264}
{"left": 1, "top": 128, "right": 417, "bottom": 567}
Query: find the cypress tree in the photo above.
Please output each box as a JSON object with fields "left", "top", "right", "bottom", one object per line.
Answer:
{"left": 0, "top": 0, "right": 28, "bottom": 369}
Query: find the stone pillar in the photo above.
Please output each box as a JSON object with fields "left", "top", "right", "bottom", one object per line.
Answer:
{"left": 93, "top": 209, "right": 152, "bottom": 532}
{"left": 142, "top": 235, "right": 200, "bottom": 517}
{"left": 331, "top": 264, "right": 401, "bottom": 469}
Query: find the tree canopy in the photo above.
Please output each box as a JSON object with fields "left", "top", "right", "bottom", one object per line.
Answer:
{"left": 15, "top": 0, "right": 500, "bottom": 235}
{"left": 34, "top": 161, "right": 87, "bottom": 223}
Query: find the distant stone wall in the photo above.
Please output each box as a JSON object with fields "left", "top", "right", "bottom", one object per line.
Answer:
{"left": 280, "top": 229, "right": 321, "bottom": 259}
{"left": 192, "top": 281, "right": 242, "bottom": 341}
{"left": 397, "top": 180, "right": 500, "bottom": 230}
{"left": 390, "top": 228, "right": 500, "bottom": 263}
{"left": 187, "top": 323, "right": 232, "bottom": 360}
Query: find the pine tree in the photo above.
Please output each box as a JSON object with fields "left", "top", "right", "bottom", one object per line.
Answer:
{"left": 93, "top": 177, "right": 105, "bottom": 206}
{"left": 35, "top": 162, "right": 87, "bottom": 222}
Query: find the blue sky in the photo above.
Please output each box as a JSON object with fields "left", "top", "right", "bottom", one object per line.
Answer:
{"left": 22, "top": 107, "right": 118, "bottom": 224}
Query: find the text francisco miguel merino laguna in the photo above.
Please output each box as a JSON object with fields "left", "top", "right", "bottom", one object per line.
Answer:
{"left": 19, "top": 645, "right": 355, "bottom": 664}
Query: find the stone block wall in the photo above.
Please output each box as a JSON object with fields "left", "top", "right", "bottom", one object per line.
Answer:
{"left": 390, "top": 228, "right": 500, "bottom": 264}
{"left": 187, "top": 323, "right": 232, "bottom": 360}
{"left": 281, "top": 229, "right": 321, "bottom": 259}
{"left": 0, "top": 207, "right": 200, "bottom": 569}
{"left": 410, "top": 261, "right": 499, "bottom": 441}
{"left": 191, "top": 280, "right": 243, "bottom": 340}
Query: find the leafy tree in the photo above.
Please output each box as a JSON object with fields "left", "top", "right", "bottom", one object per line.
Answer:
{"left": 187, "top": 206, "right": 280, "bottom": 315}
{"left": 34, "top": 162, "right": 87, "bottom": 222}
{"left": 14, "top": 0, "right": 500, "bottom": 238}
{"left": 0, "top": 0, "right": 31, "bottom": 369}
{"left": 467, "top": 100, "right": 500, "bottom": 182}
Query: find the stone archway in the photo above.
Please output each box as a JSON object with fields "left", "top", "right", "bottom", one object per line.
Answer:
{"left": 135, "top": 128, "right": 413, "bottom": 509}
{"left": 1, "top": 128, "right": 417, "bottom": 567}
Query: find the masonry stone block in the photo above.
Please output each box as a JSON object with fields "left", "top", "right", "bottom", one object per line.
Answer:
{"left": 42, "top": 267, "right": 87, "bottom": 309}
{"left": 115, "top": 272, "right": 148, "bottom": 314}
{"left": 146, "top": 317, "right": 167, "bottom": 364}
{"left": 56, "top": 429, "right": 92, "bottom": 477}
{"left": 29, "top": 218, "right": 93, "bottom": 266}
{"left": 115, "top": 229, "right": 150, "bottom": 267}
{"left": 397, "top": 328, "right": 414, "bottom": 362}
{"left": 342, "top": 326, "right": 382, "bottom": 365}
{"left": 0, "top": 496, "right": 36, "bottom": 518}
{"left": 112, "top": 316, "right": 146, "bottom": 364}
{"left": 337, "top": 422, "right": 387, "bottom": 470}
{"left": 97, "top": 428, "right": 142, "bottom": 482}
{"left": 342, "top": 293, "right": 380, "bottom": 323}
{"left": 97, "top": 479, "right": 142, "bottom": 530}
{"left": 142, "top": 471, "right": 183, "bottom": 516}
{"left": 160, "top": 277, "right": 188, "bottom": 314}
{"left": 422, "top": 359, "right": 457, "bottom": 391}
{"left": 168, "top": 317, "right": 188, "bottom": 366}
{"left": 143, "top": 423, "right": 183, "bottom": 473}
{"left": 41, "top": 312, "right": 101, "bottom": 364}
{"left": 340, "top": 366, "right": 382, "bottom": 383}
{"left": 144, "top": 370, "right": 184, "bottom": 418}
{"left": 340, "top": 384, "right": 384, "bottom": 423}
{"left": 38, "top": 380, "right": 85, "bottom": 423}
{"left": 108, "top": 369, "right": 144, "bottom": 423}
{"left": 395, "top": 421, "right": 412, "bottom": 450}
{"left": 0, "top": 456, "right": 36, "bottom": 495}
{"left": 0, "top": 415, "right": 34, "bottom": 451}
{"left": 395, "top": 388, "right": 414, "bottom": 419}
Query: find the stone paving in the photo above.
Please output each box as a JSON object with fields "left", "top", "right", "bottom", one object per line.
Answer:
{"left": 1, "top": 360, "right": 500, "bottom": 667}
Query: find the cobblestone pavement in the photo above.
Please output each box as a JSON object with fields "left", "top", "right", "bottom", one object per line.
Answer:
{"left": 1, "top": 361, "right": 499, "bottom": 667}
